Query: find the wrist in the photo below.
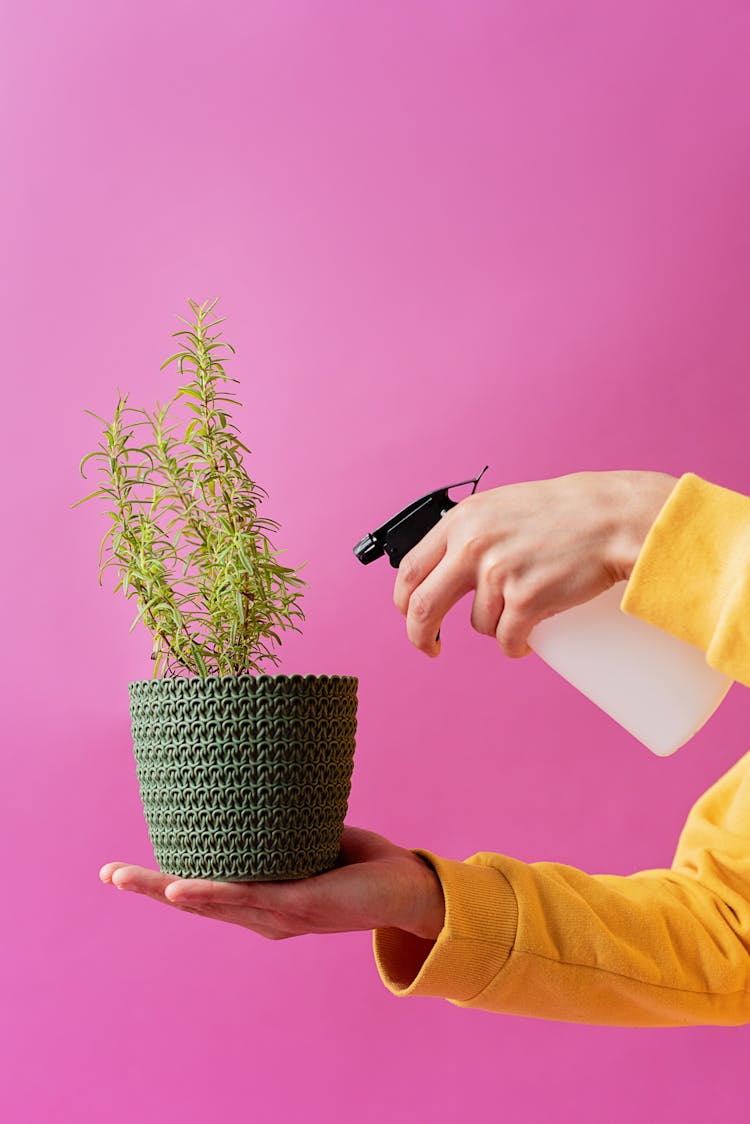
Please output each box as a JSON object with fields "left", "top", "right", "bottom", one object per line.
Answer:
{"left": 606, "top": 471, "right": 678, "bottom": 582}
{"left": 404, "top": 853, "right": 445, "bottom": 940}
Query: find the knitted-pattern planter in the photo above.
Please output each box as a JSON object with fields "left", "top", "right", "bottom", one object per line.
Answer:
{"left": 128, "top": 674, "right": 358, "bottom": 881}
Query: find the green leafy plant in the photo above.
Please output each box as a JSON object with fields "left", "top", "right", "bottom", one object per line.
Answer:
{"left": 74, "top": 298, "right": 306, "bottom": 678}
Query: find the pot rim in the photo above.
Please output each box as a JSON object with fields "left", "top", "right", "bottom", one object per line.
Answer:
{"left": 128, "top": 672, "right": 358, "bottom": 688}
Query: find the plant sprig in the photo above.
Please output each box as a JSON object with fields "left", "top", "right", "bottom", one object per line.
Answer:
{"left": 74, "top": 298, "right": 306, "bottom": 678}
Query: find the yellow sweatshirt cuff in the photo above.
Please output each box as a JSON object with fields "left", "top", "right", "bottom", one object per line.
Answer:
{"left": 373, "top": 849, "right": 518, "bottom": 1001}
{"left": 621, "top": 473, "right": 750, "bottom": 684}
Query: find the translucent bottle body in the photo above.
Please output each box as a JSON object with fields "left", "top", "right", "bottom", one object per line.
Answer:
{"left": 528, "top": 583, "right": 733, "bottom": 756}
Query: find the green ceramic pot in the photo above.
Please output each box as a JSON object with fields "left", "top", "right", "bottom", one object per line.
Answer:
{"left": 128, "top": 673, "right": 358, "bottom": 881}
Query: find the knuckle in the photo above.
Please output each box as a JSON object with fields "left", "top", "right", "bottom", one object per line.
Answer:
{"left": 453, "top": 493, "right": 481, "bottom": 524}
{"left": 398, "top": 552, "right": 419, "bottom": 587}
{"left": 458, "top": 533, "right": 485, "bottom": 566}
{"left": 508, "top": 578, "right": 537, "bottom": 617}
{"left": 481, "top": 556, "right": 506, "bottom": 591}
{"left": 408, "top": 590, "right": 432, "bottom": 624}
{"left": 512, "top": 593, "right": 535, "bottom": 619}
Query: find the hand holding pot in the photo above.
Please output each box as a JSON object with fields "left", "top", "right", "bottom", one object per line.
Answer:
{"left": 99, "top": 826, "right": 445, "bottom": 942}
{"left": 394, "top": 470, "right": 677, "bottom": 659}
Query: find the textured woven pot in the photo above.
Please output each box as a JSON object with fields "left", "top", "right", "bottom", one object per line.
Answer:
{"left": 128, "top": 674, "right": 358, "bottom": 881}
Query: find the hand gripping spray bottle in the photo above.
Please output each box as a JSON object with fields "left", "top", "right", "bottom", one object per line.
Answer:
{"left": 354, "top": 468, "right": 733, "bottom": 756}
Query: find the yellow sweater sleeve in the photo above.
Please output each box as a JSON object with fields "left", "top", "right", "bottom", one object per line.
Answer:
{"left": 373, "top": 473, "right": 750, "bottom": 1025}
{"left": 621, "top": 472, "right": 750, "bottom": 686}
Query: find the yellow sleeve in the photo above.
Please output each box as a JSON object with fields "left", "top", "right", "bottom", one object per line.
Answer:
{"left": 621, "top": 472, "right": 750, "bottom": 686}
{"left": 374, "top": 751, "right": 750, "bottom": 1025}
{"left": 373, "top": 473, "right": 750, "bottom": 1025}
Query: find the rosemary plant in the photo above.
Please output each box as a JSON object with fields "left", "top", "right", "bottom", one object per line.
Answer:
{"left": 74, "top": 299, "right": 306, "bottom": 678}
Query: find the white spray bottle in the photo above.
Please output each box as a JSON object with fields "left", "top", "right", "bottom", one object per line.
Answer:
{"left": 354, "top": 469, "right": 733, "bottom": 756}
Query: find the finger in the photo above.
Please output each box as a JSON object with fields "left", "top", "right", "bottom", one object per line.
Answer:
{"left": 99, "top": 863, "right": 125, "bottom": 883}
{"left": 164, "top": 876, "right": 294, "bottom": 912}
{"left": 393, "top": 520, "right": 448, "bottom": 616}
{"left": 101, "top": 862, "right": 300, "bottom": 938}
{"left": 106, "top": 863, "right": 183, "bottom": 896}
{"left": 495, "top": 604, "right": 534, "bottom": 658}
{"left": 405, "top": 555, "right": 474, "bottom": 656}
{"left": 168, "top": 867, "right": 366, "bottom": 935}
{"left": 470, "top": 582, "right": 505, "bottom": 637}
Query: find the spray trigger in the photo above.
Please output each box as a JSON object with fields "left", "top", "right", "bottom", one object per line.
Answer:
{"left": 353, "top": 465, "right": 488, "bottom": 569}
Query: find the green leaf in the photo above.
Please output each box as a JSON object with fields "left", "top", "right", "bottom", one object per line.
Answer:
{"left": 78, "top": 450, "right": 107, "bottom": 477}
{"left": 159, "top": 352, "right": 186, "bottom": 371}
{"left": 236, "top": 537, "right": 255, "bottom": 574}
{"left": 82, "top": 408, "right": 111, "bottom": 425}
{"left": 193, "top": 646, "right": 208, "bottom": 677}
{"left": 172, "top": 330, "right": 201, "bottom": 347}
{"left": 71, "top": 489, "right": 106, "bottom": 508}
{"left": 128, "top": 597, "right": 156, "bottom": 633}
{"left": 76, "top": 297, "right": 306, "bottom": 676}
{"left": 96, "top": 524, "right": 116, "bottom": 563}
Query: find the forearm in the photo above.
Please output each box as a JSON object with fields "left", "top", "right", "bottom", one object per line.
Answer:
{"left": 375, "top": 752, "right": 750, "bottom": 1026}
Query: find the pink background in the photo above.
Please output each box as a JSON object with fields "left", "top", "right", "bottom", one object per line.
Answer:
{"left": 3, "top": 1, "right": 750, "bottom": 1120}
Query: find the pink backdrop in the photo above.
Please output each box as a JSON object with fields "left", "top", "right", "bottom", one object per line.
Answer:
{"left": 3, "top": 1, "right": 750, "bottom": 1120}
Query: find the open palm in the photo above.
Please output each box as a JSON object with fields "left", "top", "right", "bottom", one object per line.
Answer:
{"left": 99, "top": 825, "right": 444, "bottom": 941}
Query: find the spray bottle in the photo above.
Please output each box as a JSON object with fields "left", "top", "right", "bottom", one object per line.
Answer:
{"left": 353, "top": 469, "right": 733, "bottom": 756}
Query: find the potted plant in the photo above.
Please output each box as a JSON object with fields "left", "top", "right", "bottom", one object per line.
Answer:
{"left": 74, "top": 298, "right": 357, "bottom": 881}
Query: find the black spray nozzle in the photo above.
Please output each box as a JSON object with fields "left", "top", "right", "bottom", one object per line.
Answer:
{"left": 353, "top": 466, "right": 489, "bottom": 569}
